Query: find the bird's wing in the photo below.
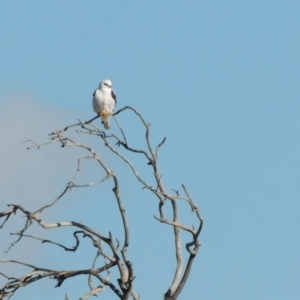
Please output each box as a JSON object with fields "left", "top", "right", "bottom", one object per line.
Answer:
{"left": 111, "top": 89, "right": 117, "bottom": 105}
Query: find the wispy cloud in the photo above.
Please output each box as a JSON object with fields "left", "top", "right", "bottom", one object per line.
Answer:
{"left": 0, "top": 92, "right": 78, "bottom": 209}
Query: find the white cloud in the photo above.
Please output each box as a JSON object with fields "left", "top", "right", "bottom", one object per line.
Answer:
{"left": 0, "top": 92, "right": 78, "bottom": 210}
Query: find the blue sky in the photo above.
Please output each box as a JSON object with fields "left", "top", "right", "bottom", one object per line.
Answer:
{"left": 1, "top": 1, "right": 300, "bottom": 299}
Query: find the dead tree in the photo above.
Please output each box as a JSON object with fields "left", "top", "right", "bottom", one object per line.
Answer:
{"left": 0, "top": 107, "right": 203, "bottom": 300}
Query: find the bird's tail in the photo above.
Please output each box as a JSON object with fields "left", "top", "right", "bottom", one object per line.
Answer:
{"left": 101, "top": 117, "right": 110, "bottom": 129}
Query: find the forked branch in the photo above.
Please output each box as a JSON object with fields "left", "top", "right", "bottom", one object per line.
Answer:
{"left": 0, "top": 106, "right": 202, "bottom": 300}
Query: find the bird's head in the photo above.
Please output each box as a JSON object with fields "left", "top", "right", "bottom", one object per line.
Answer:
{"left": 99, "top": 79, "right": 112, "bottom": 89}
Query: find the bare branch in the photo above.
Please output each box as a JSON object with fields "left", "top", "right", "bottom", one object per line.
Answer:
{"left": 1, "top": 106, "right": 203, "bottom": 300}
{"left": 155, "top": 137, "right": 166, "bottom": 160}
{"left": 10, "top": 233, "right": 79, "bottom": 252}
{"left": 48, "top": 115, "right": 100, "bottom": 136}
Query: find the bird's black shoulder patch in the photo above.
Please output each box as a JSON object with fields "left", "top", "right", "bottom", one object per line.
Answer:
{"left": 93, "top": 89, "right": 97, "bottom": 97}
{"left": 111, "top": 90, "right": 117, "bottom": 105}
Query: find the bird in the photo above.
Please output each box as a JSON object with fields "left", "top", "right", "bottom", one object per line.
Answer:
{"left": 92, "top": 79, "right": 117, "bottom": 129}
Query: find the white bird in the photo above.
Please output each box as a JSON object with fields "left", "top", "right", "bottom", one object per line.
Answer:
{"left": 92, "top": 79, "right": 117, "bottom": 129}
